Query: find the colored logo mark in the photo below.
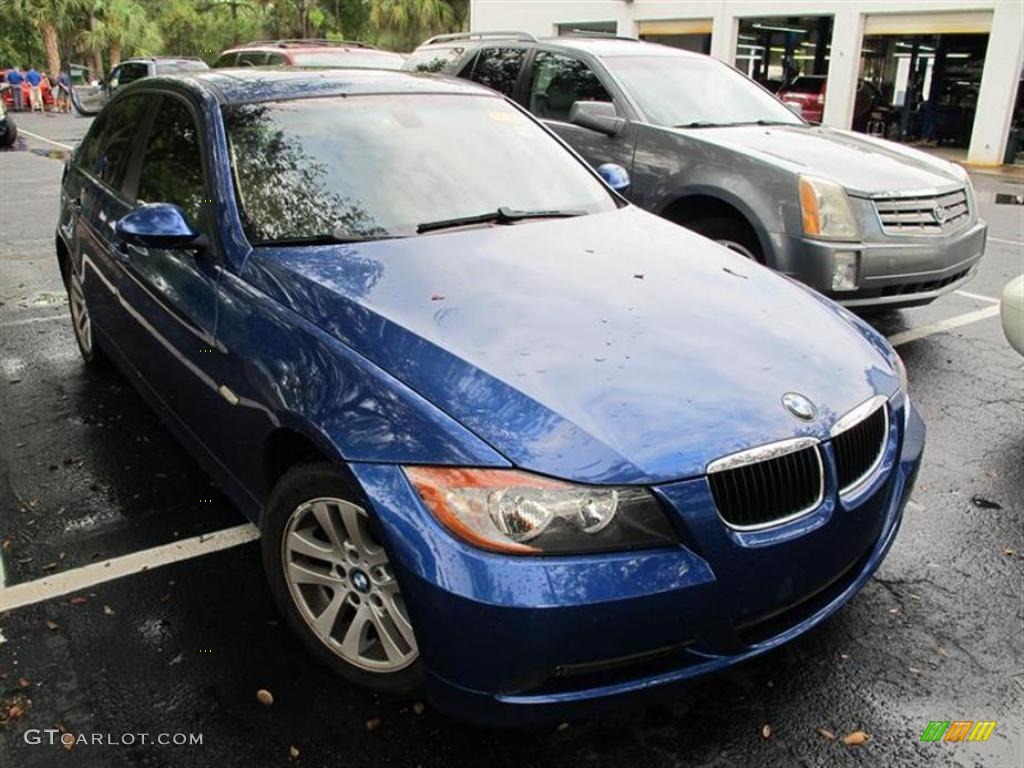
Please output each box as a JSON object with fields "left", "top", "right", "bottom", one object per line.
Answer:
{"left": 920, "top": 721, "right": 997, "bottom": 742}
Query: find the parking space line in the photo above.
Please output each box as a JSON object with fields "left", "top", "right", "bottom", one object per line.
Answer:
{"left": 954, "top": 289, "right": 1000, "bottom": 304}
{"left": 0, "top": 313, "right": 68, "bottom": 328}
{"left": 0, "top": 523, "right": 259, "bottom": 612}
{"left": 17, "top": 129, "right": 74, "bottom": 151}
{"left": 888, "top": 305, "right": 1001, "bottom": 347}
{"left": 988, "top": 236, "right": 1023, "bottom": 247}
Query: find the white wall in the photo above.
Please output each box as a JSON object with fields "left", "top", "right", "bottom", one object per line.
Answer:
{"left": 469, "top": 0, "right": 1021, "bottom": 164}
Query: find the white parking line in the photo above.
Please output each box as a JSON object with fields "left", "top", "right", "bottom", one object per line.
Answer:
{"left": 954, "top": 289, "right": 1000, "bottom": 304}
{"left": 0, "top": 313, "right": 68, "bottom": 328}
{"left": 888, "top": 305, "right": 1001, "bottom": 347}
{"left": 0, "top": 523, "right": 259, "bottom": 612}
{"left": 988, "top": 236, "right": 1023, "bottom": 247}
{"left": 17, "top": 129, "right": 74, "bottom": 151}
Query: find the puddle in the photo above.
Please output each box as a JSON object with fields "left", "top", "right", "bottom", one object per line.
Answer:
{"left": 30, "top": 147, "right": 70, "bottom": 161}
{"left": 0, "top": 135, "right": 69, "bottom": 160}
{"left": 994, "top": 193, "right": 1023, "bottom": 206}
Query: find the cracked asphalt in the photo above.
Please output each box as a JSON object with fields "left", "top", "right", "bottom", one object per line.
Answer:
{"left": 1, "top": 111, "right": 1022, "bottom": 768}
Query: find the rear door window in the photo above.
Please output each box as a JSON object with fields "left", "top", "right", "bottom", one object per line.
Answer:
{"left": 77, "top": 94, "right": 149, "bottom": 193}
{"left": 265, "top": 52, "right": 287, "bottom": 66}
{"left": 117, "top": 62, "right": 149, "bottom": 86}
{"left": 467, "top": 47, "right": 526, "bottom": 97}
{"left": 528, "top": 52, "right": 612, "bottom": 122}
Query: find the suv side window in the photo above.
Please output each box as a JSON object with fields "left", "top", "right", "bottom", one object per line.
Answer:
{"left": 238, "top": 51, "right": 268, "bottom": 67}
{"left": 528, "top": 52, "right": 612, "bottom": 122}
{"left": 467, "top": 47, "right": 526, "bottom": 97}
{"left": 213, "top": 52, "right": 238, "bottom": 68}
{"left": 78, "top": 94, "right": 149, "bottom": 193}
{"left": 265, "top": 52, "right": 287, "bottom": 66}
{"left": 136, "top": 96, "right": 207, "bottom": 225}
{"left": 118, "top": 62, "right": 149, "bottom": 86}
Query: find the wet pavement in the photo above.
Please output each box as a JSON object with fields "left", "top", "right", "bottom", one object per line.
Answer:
{"left": 1, "top": 111, "right": 1022, "bottom": 767}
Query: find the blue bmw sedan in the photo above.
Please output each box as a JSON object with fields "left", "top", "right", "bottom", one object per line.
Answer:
{"left": 57, "top": 69, "right": 924, "bottom": 725}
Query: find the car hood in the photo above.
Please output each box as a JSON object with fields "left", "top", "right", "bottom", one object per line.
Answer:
{"left": 676, "top": 123, "right": 964, "bottom": 197}
{"left": 246, "top": 207, "right": 901, "bottom": 485}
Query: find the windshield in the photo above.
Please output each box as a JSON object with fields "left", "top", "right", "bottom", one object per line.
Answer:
{"left": 604, "top": 55, "right": 804, "bottom": 128}
{"left": 223, "top": 94, "right": 616, "bottom": 244}
{"left": 290, "top": 51, "right": 405, "bottom": 69}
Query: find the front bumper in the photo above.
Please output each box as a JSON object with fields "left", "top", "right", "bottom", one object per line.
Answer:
{"left": 771, "top": 219, "right": 987, "bottom": 309}
{"left": 351, "top": 395, "right": 925, "bottom": 726}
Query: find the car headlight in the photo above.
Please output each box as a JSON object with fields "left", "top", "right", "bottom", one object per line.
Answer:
{"left": 799, "top": 175, "right": 859, "bottom": 241}
{"left": 404, "top": 467, "right": 677, "bottom": 555}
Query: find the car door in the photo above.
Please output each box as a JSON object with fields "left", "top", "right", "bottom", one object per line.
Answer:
{"left": 524, "top": 51, "right": 638, "bottom": 189}
{"left": 72, "top": 93, "right": 155, "bottom": 362}
{"left": 113, "top": 92, "right": 227, "bottom": 451}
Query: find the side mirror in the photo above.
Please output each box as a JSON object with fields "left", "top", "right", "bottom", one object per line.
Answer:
{"left": 115, "top": 203, "right": 201, "bottom": 249}
{"left": 569, "top": 100, "right": 626, "bottom": 136}
{"left": 597, "top": 163, "right": 630, "bottom": 192}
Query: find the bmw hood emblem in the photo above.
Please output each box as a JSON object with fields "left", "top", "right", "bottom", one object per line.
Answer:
{"left": 782, "top": 392, "right": 818, "bottom": 421}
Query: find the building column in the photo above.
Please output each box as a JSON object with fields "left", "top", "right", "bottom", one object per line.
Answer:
{"left": 822, "top": 8, "right": 864, "bottom": 130}
{"left": 968, "top": 1, "right": 1024, "bottom": 165}
{"left": 709, "top": 9, "right": 737, "bottom": 64}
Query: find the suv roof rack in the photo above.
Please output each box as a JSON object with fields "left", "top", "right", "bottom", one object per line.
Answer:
{"left": 558, "top": 30, "right": 639, "bottom": 41}
{"left": 421, "top": 31, "right": 537, "bottom": 46}
{"left": 246, "top": 39, "right": 377, "bottom": 50}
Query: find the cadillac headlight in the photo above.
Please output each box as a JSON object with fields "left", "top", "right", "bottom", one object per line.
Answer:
{"left": 404, "top": 467, "right": 677, "bottom": 555}
{"left": 799, "top": 175, "right": 859, "bottom": 241}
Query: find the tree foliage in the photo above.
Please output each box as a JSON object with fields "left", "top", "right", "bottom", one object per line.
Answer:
{"left": 0, "top": 0, "right": 467, "bottom": 74}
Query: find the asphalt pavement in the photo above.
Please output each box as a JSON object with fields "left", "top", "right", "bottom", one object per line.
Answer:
{"left": 1, "top": 110, "right": 1022, "bottom": 768}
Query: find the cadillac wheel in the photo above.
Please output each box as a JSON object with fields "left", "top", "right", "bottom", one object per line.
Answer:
{"left": 262, "top": 463, "right": 421, "bottom": 695}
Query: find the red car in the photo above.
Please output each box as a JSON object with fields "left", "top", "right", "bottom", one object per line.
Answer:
{"left": 213, "top": 39, "right": 405, "bottom": 70}
{"left": 1, "top": 72, "right": 55, "bottom": 110}
{"left": 777, "top": 75, "right": 826, "bottom": 124}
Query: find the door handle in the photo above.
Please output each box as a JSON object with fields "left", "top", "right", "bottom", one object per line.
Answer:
{"left": 113, "top": 239, "right": 132, "bottom": 264}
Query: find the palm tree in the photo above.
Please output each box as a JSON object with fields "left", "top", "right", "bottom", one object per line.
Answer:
{"left": 369, "top": 0, "right": 462, "bottom": 50}
{"left": 80, "top": 0, "right": 161, "bottom": 76}
{"left": 11, "top": 0, "right": 82, "bottom": 74}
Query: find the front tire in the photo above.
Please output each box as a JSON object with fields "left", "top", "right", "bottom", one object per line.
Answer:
{"left": 683, "top": 215, "right": 764, "bottom": 262}
{"left": 65, "top": 266, "right": 108, "bottom": 369}
{"left": 261, "top": 463, "right": 422, "bottom": 696}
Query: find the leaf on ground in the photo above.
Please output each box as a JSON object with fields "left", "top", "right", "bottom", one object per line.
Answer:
{"left": 817, "top": 727, "right": 836, "bottom": 741}
{"left": 45, "top": 620, "right": 58, "bottom": 631}
{"left": 842, "top": 730, "right": 870, "bottom": 746}
{"left": 103, "top": 605, "right": 115, "bottom": 616}
{"left": 288, "top": 745, "right": 300, "bottom": 760}
{"left": 69, "top": 596, "right": 87, "bottom": 605}
{"left": 761, "top": 723, "right": 772, "bottom": 740}
{"left": 256, "top": 689, "right": 274, "bottom": 707}
{"left": 18, "top": 678, "right": 30, "bottom": 688}
{"left": 366, "top": 717, "right": 382, "bottom": 731}
{"left": 412, "top": 701, "right": 425, "bottom": 716}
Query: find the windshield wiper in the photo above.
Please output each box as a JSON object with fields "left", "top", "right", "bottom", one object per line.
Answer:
{"left": 416, "top": 207, "right": 584, "bottom": 234}
{"left": 675, "top": 119, "right": 799, "bottom": 129}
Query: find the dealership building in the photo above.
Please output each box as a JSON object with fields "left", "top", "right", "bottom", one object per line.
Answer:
{"left": 468, "top": 0, "right": 1024, "bottom": 165}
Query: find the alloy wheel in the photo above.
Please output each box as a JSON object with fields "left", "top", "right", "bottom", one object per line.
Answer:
{"left": 281, "top": 497, "right": 418, "bottom": 672}
{"left": 68, "top": 270, "right": 92, "bottom": 356}
{"left": 716, "top": 239, "right": 758, "bottom": 260}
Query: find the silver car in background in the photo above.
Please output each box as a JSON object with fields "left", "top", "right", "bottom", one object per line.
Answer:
{"left": 413, "top": 33, "right": 987, "bottom": 310}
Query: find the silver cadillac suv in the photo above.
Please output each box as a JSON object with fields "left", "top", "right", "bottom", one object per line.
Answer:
{"left": 412, "top": 33, "right": 987, "bottom": 309}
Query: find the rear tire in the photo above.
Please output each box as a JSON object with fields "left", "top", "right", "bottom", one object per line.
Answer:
{"left": 682, "top": 215, "right": 764, "bottom": 263}
{"left": 261, "top": 462, "right": 423, "bottom": 696}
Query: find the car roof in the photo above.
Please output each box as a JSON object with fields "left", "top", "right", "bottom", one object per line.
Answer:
{"left": 151, "top": 68, "right": 497, "bottom": 104}
{"left": 222, "top": 45, "right": 396, "bottom": 56}
{"left": 538, "top": 36, "right": 701, "bottom": 59}
{"left": 123, "top": 56, "right": 206, "bottom": 64}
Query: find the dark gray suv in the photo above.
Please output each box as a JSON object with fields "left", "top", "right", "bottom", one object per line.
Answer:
{"left": 421, "top": 33, "right": 986, "bottom": 309}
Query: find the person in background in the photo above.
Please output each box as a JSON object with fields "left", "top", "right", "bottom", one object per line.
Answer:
{"left": 56, "top": 69, "right": 72, "bottom": 113}
{"left": 25, "top": 65, "right": 43, "bottom": 112}
{"left": 5, "top": 66, "right": 24, "bottom": 111}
